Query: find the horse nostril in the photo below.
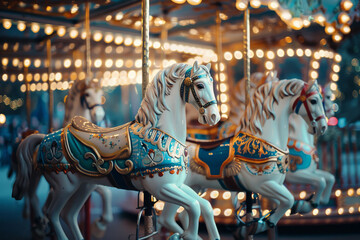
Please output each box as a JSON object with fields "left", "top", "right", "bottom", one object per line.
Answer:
{"left": 211, "top": 113, "right": 217, "bottom": 123}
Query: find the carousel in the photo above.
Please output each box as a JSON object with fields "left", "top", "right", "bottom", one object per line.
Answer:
{"left": 0, "top": 0, "right": 359, "bottom": 240}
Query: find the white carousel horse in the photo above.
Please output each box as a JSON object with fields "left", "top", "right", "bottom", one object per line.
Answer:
{"left": 287, "top": 83, "right": 336, "bottom": 214}
{"left": 159, "top": 79, "right": 327, "bottom": 237}
{"left": 12, "top": 61, "right": 221, "bottom": 240}
{"left": 11, "top": 79, "right": 109, "bottom": 239}
{"left": 62, "top": 79, "right": 113, "bottom": 239}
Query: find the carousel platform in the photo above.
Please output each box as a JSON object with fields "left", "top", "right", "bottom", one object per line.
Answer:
{"left": 1, "top": 167, "right": 359, "bottom": 240}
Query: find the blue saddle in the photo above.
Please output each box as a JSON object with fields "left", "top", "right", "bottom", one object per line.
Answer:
{"left": 192, "top": 138, "right": 234, "bottom": 178}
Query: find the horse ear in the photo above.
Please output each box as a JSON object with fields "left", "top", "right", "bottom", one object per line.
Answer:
{"left": 306, "top": 79, "right": 316, "bottom": 93}
{"left": 101, "top": 96, "right": 106, "bottom": 105}
{"left": 191, "top": 60, "right": 199, "bottom": 76}
{"left": 206, "top": 63, "right": 211, "bottom": 71}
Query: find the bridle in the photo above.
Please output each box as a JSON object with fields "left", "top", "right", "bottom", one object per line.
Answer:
{"left": 80, "top": 93, "right": 104, "bottom": 110}
{"left": 180, "top": 68, "right": 217, "bottom": 114}
{"left": 80, "top": 91, "right": 107, "bottom": 127}
{"left": 292, "top": 83, "right": 325, "bottom": 124}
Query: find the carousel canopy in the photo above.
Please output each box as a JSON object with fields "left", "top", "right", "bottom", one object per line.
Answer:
{"left": 0, "top": 0, "right": 359, "bottom": 125}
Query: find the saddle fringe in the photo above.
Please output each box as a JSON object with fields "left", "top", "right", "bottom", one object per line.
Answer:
{"left": 190, "top": 157, "right": 242, "bottom": 178}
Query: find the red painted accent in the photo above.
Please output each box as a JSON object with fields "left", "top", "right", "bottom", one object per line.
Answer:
{"left": 170, "top": 170, "right": 175, "bottom": 174}
{"left": 158, "top": 172, "right": 163, "bottom": 177}
{"left": 149, "top": 173, "right": 154, "bottom": 178}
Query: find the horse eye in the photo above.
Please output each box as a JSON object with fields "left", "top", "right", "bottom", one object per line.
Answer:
{"left": 85, "top": 93, "right": 90, "bottom": 97}
{"left": 326, "top": 96, "right": 331, "bottom": 99}
{"left": 196, "top": 84, "right": 205, "bottom": 89}
{"left": 310, "top": 99, "right": 317, "bottom": 104}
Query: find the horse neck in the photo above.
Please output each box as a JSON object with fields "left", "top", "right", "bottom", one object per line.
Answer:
{"left": 156, "top": 82, "right": 187, "bottom": 143}
{"left": 289, "top": 114, "right": 314, "bottom": 146}
{"left": 63, "top": 96, "right": 90, "bottom": 127}
{"left": 251, "top": 96, "right": 292, "bottom": 151}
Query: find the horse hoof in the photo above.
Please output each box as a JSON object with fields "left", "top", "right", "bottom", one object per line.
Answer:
{"left": 168, "top": 233, "right": 181, "bottom": 240}
{"left": 91, "top": 219, "right": 107, "bottom": 239}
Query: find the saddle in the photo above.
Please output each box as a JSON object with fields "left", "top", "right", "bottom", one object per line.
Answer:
{"left": 68, "top": 116, "right": 132, "bottom": 160}
{"left": 189, "top": 137, "right": 240, "bottom": 179}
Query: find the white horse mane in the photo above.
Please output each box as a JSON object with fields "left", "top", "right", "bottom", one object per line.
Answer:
{"left": 239, "top": 79, "right": 309, "bottom": 135}
{"left": 135, "top": 63, "right": 211, "bottom": 132}
{"left": 229, "top": 71, "right": 278, "bottom": 122}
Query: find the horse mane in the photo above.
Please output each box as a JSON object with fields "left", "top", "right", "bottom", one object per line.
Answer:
{"left": 135, "top": 63, "right": 211, "bottom": 132}
{"left": 239, "top": 79, "right": 305, "bottom": 135}
{"left": 229, "top": 71, "right": 278, "bottom": 123}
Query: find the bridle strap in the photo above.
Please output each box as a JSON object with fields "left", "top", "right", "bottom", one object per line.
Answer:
{"left": 292, "top": 85, "right": 324, "bottom": 122}
{"left": 81, "top": 95, "right": 103, "bottom": 110}
{"left": 180, "top": 68, "right": 217, "bottom": 114}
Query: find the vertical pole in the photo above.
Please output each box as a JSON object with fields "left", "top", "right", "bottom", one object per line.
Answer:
{"left": 351, "top": 128, "right": 358, "bottom": 186}
{"left": 142, "top": 0, "right": 150, "bottom": 98}
{"left": 337, "top": 134, "right": 343, "bottom": 188}
{"left": 84, "top": 3, "right": 91, "bottom": 240}
{"left": 244, "top": 8, "right": 251, "bottom": 105}
{"left": 142, "top": 0, "right": 154, "bottom": 239}
{"left": 25, "top": 66, "right": 30, "bottom": 127}
{"left": 216, "top": 10, "right": 222, "bottom": 116}
{"left": 243, "top": 7, "right": 253, "bottom": 240}
{"left": 46, "top": 40, "right": 53, "bottom": 132}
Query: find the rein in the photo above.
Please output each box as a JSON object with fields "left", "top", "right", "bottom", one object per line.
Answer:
{"left": 180, "top": 68, "right": 217, "bottom": 114}
{"left": 292, "top": 84, "right": 325, "bottom": 123}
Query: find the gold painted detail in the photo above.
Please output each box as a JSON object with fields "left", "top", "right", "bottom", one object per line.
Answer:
{"left": 115, "top": 160, "right": 133, "bottom": 175}
{"left": 84, "top": 152, "right": 113, "bottom": 175}
{"left": 289, "top": 155, "right": 303, "bottom": 172}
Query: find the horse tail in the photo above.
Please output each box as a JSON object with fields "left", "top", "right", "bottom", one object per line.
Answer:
{"left": 12, "top": 133, "right": 45, "bottom": 200}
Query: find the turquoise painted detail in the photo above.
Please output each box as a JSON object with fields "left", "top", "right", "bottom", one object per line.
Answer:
{"left": 288, "top": 146, "right": 312, "bottom": 172}
{"left": 38, "top": 129, "right": 65, "bottom": 165}
{"left": 65, "top": 123, "right": 186, "bottom": 177}
{"left": 65, "top": 128, "right": 112, "bottom": 171}
{"left": 197, "top": 138, "right": 231, "bottom": 176}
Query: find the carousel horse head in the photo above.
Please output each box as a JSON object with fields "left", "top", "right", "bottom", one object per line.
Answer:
{"left": 292, "top": 80, "right": 327, "bottom": 135}
{"left": 64, "top": 78, "right": 105, "bottom": 126}
{"left": 136, "top": 61, "right": 220, "bottom": 132}
{"left": 322, "top": 83, "right": 335, "bottom": 118}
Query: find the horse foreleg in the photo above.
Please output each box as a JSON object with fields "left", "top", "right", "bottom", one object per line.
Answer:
{"left": 158, "top": 202, "right": 184, "bottom": 235}
{"left": 314, "top": 169, "right": 335, "bottom": 205}
{"left": 91, "top": 185, "right": 113, "bottom": 238}
{"left": 286, "top": 170, "right": 326, "bottom": 213}
{"left": 180, "top": 184, "right": 219, "bottom": 240}
{"left": 61, "top": 183, "right": 96, "bottom": 240}
{"left": 154, "top": 183, "right": 201, "bottom": 240}
{"left": 253, "top": 181, "right": 294, "bottom": 235}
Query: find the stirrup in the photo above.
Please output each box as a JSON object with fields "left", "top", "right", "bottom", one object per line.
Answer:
{"left": 135, "top": 192, "right": 158, "bottom": 240}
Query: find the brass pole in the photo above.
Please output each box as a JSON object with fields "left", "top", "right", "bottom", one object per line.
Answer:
{"left": 216, "top": 10, "right": 222, "bottom": 116}
{"left": 142, "top": 0, "right": 154, "bottom": 239}
{"left": 46, "top": 39, "right": 53, "bottom": 132}
{"left": 25, "top": 66, "right": 30, "bottom": 127}
{"left": 85, "top": 2, "right": 91, "bottom": 82}
{"left": 244, "top": 7, "right": 253, "bottom": 240}
{"left": 84, "top": 3, "right": 92, "bottom": 240}
{"left": 142, "top": 0, "right": 150, "bottom": 98}
{"left": 244, "top": 8, "right": 251, "bottom": 106}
